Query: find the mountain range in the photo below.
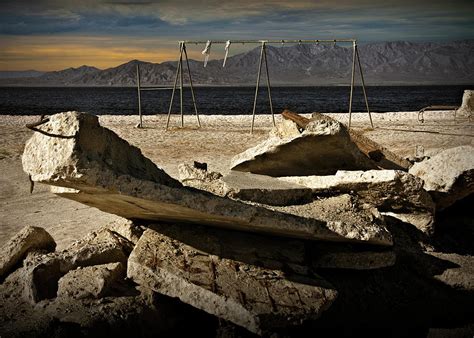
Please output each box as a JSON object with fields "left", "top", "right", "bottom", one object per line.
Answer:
{"left": 1, "top": 40, "right": 473, "bottom": 86}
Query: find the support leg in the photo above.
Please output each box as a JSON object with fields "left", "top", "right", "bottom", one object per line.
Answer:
{"left": 166, "top": 44, "right": 183, "bottom": 130}
{"left": 262, "top": 43, "right": 275, "bottom": 126}
{"left": 348, "top": 41, "right": 356, "bottom": 129}
{"left": 251, "top": 42, "right": 265, "bottom": 134}
{"left": 180, "top": 46, "right": 184, "bottom": 128}
{"left": 136, "top": 63, "right": 142, "bottom": 128}
{"left": 356, "top": 46, "right": 374, "bottom": 129}
{"left": 183, "top": 44, "right": 201, "bottom": 128}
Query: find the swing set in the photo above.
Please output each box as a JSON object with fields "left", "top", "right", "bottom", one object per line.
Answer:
{"left": 136, "top": 39, "right": 373, "bottom": 132}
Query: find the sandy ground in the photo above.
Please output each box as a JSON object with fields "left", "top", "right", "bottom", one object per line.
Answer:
{"left": 0, "top": 111, "right": 472, "bottom": 250}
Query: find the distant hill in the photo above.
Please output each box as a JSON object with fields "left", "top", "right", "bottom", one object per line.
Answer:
{"left": 1, "top": 40, "right": 473, "bottom": 86}
{"left": 0, "top": 70, "right": 44, "bottom": 79}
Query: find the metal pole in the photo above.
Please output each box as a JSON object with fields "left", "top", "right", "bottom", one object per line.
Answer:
{"left": 355, "top": 45, "right": 374, "bottom": 128}
{"left": 179, "top": 44, "right": 184, "bottom": 128}
{"left": 348, "top": 40, "right": 356, "bottom": 129}
{"left": 262, "top": 43, "right": 275, "bottom": 126}
{"left": 251, "top": 42, "right": 265, "bottom": 134}
{"left": 136, "top": 63, "right": 142, "bottom": 128}
{"left": 166, "top": 43, "right": 183, "bottom": 130}
{"left": 183, "top": 44, "right": 201, "bottom": 128}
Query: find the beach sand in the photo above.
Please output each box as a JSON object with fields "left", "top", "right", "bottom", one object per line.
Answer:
{"left": 0, "top": 111, "right": 472, "bottom": 249}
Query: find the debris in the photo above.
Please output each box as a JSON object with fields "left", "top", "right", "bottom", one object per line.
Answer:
{"left": 57, "top": 262, "right": 125, "bottom": 299}
{"left": 280, "top": 170, "right": 435, "bottom": 234}
{"left": 23, "top": 112, "right": 392, "bottom": 245}
{"left": 409, "top": 145, "right": 474, "bottom": 210}
{"left": 22, "top": 228, "right": 132, "bottom": 303}
{"left": 127, "top": 227, "right": 338, "bottom": 334}
{"left": 0, "top": 226, "right": 55, "bottom": 279}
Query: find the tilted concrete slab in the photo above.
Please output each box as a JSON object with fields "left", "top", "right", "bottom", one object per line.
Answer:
{"left": 231, "top": 114, "right": 411, "bottom": 177}
{"left": 127, "top": 226, "right": 338, "bottom": 334}
{"left": 23, "top": 112, "right": 392, "bottom": 246}
{"left": 231, "top": 119, "right": 378, "bottom": 176}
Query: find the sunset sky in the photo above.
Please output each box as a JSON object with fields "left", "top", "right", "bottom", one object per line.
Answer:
{"left": 1, "top": 0, "right": 473, "bottom": 71}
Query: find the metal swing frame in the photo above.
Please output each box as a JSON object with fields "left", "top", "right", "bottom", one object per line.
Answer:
{"left": 147, "top": 39, "right": 373, "bottom": 131}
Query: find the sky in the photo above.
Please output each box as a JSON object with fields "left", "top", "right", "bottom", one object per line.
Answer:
{"left": 0, "top": 0, "right": 473, "bottom": 71}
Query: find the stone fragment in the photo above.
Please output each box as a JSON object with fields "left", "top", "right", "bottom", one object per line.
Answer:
{"left": 178, "top": 162, "right": 228, "bottom": 196}
{"left": 231, "top": 118, "right": 378, "bottom": 176}
{"left": 105, "top": 219, "right": 144, "bottom": 245}
{"left": 409, "top": 146, "right": 474, "bottom": 210}
{"left": 280, "top": 170, "right": 436, "bottom": 233}
{"left": 0, "top": 226, "right": 55, "bottom": 279}
{"left": 57, "top": 262, "right": 125, "bottom": 299}
{"left": 127, "top": 227, "right": 338, "bottom": 334}
{"left": 222, "top": 171, "right": 312, "bottom": 206}
{"left": 456, "top": 89, "right": 473, "bottom": 118}
{"left": 23, "top": 112, "right": 392, "bottom": 246}
{"left": 22, "top": 228, "right": 133, "bottom": 303}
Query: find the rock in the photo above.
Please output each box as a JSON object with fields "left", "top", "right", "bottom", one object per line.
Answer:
{"left": 179, "top": 164, "right": 313, "bottom": 206}
{"left": 127, "top": 227, "right": 338, "bottom": 334}
{"left": 23, "top": 112, "right": 392, "bottom": 246}
{"left": 456, "top": 89, "right": 473, "bottom": 118}
{"left": 222, "top": 171, "right": 313, "bottom": 206}
{"left": 270, "top": 118, "right": 302, "bottom": 138}
{"left": 231, "top": 115, "right": 410, "bottom": 177}
{"left": 22, "top": 111, "right": 181, "bottom": 189}
{"left": 178, "top": 163, "right": 228, "bottom": 196}
{"left": 105, "top": 219, "right": 144, "bottom": 245}
{"left": 409, "top": 146, "right": 474, "bottom": 210}
{"left": 231, "top": 118, "right": 378, "bottom": 176}
{"left": 57, "top": 262, "right": 125, "bottom": 299}
{"left": 22, "top": 228, "right": 133, "bottom": 303}
{"left": 271, "top": 194, "right": 392, "bottom": 245}
{"left": 0, "top": 226, "right": 56, "bottom": 279}
{"left": 280, "top": 170, "right": 436, "bottom": 234}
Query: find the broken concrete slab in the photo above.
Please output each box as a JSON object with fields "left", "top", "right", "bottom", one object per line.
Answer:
{"left": 127, "top": 227, "right": 338, "bottom": 334}
{"left": 23, "top": 112, "right": 392, "bottom": 246}
{"left": 231, "top": 118, "right": 378, "bottom": 176}
{"left": 178, "top": 162, "right": 228, "bottom": 197}
{"left": 179, "top": 163, "right": 312, "bottom": 206}
{"left": 280, "top": 170, "right": 436, "bottom": 233}
{"left": 105, "top": 219, "right": 145, "bottom": 245}
{"left": 409, "top": 146, "right": 474, "bottom": 210}
{"left": 456, "top": 89, "right": 473, "bottom": 118}
{"left": 0, "top": 226, "right": 56, "bottom": 279}
{"left": 22, "top": 228, "right": 133, "bottom": 303}
{"left": 231, "top": 114, "right": 410, "bottom": 177}
{"left": 223, "top": 171, "right": 312, "bottom": 206}
{"left": 57, "top": 262, "right": 125, "bottom": 299}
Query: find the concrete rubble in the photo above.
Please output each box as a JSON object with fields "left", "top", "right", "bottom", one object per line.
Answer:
{"left": 456, "top": 89, "right": 473, "bottom": 118}
{"left": 57, "top": 262, "right": 125, "bottom": 299}
{"left": 231, "top": 112, "right": 410, "bottom": 177}
{"left": 22, "top": 111, "right": 392, "bottom": 246}
{"left": 179, "top": 162, "right": 313, "bottom": 206}
{"left": 0, "top": 225, "right": 56, "bottom": 279}
{"left": 5, "top": 110, "right": 473, "bottom": 335}
{"left": 280, "top": 170, "right": 436, "bottom": 234}
{"left": 409, "top": 145, "right": 474, "bottom": 210}
{"left": 127, "top": 226, "right": 338, "bottom": 335}
{"left": 22, "top": 227, "right": 133, "bottom": 303}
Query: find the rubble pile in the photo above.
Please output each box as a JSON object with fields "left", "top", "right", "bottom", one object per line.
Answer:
{"left": 1, "top": 111, "right": 473, "bottom": 337}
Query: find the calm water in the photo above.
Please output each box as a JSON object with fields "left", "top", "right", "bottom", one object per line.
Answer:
{"left": 0, "top": 85, "right": 472, "bottom": 115}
